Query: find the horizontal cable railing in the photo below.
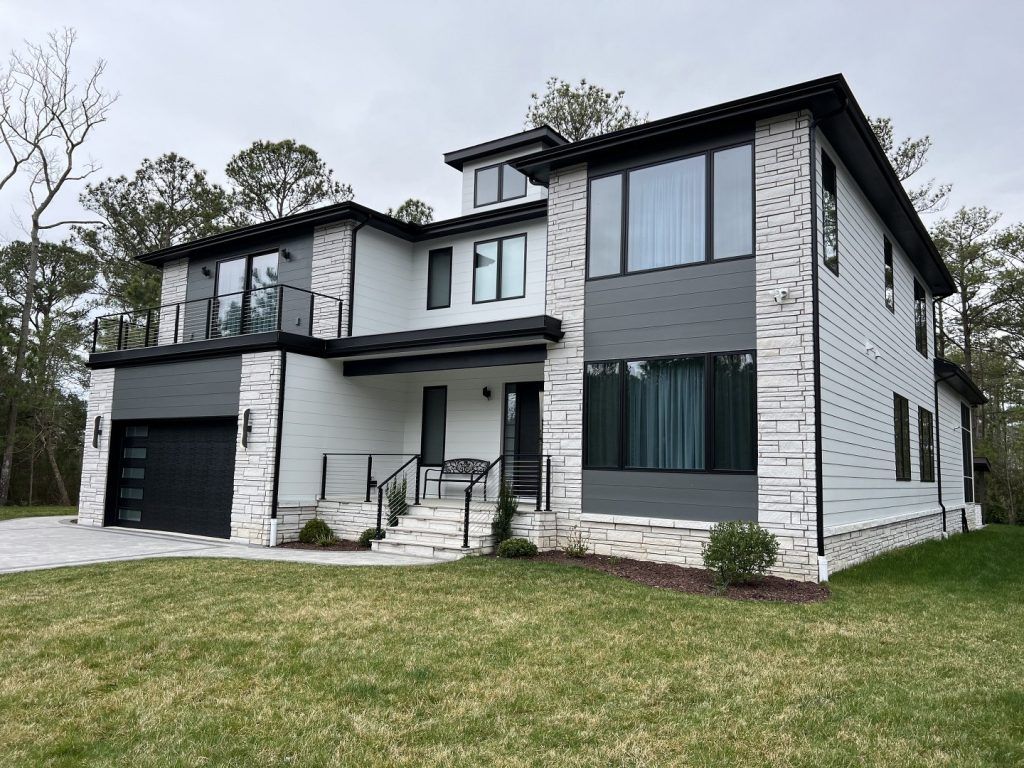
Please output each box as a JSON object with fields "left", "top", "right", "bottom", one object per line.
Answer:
{"left": 92, "top": 284, "right": 343, "bottom": 353}
{"left": 376, "top": 455, "right": 421, "bottom": 537}
{"left": 320, "top": 453, "right": 419, "bottom": 503}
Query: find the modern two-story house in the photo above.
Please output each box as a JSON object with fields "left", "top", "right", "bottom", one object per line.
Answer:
{"left": 78, "top": 74, "right": 985, "bottom": 581}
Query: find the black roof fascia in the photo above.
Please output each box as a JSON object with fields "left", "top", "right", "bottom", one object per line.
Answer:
{"left": 443, "top": 126, "right": 568, "bottom": 170}
{"left": 935, "top": 358, "right": 988, "bottom": 405}
{"left": 323, "top": 315, "right": 562, "bottom": 358}
{"left": 514, "top": 73, "right": 955, "bottom": 297}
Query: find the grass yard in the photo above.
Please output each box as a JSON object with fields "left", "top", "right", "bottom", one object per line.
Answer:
{"left": 0, "top": 505, "right": 75, "bottom": 522}
{"left": 1, "top": 527, "right": 1022, "bottom": 767}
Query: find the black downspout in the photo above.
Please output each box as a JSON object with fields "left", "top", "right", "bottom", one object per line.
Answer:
{"left": 346, "top": 216, "right": 370, "bottom": 337}
{"left": 808, "top": 101, "right": 847, "bottom": 562}
{"left": 270, "top": 350, "right": 288, "bottom": 522}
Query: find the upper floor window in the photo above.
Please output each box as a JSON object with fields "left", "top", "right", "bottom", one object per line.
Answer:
{"left": 426, "top": 247, "right": 452, "bottom": 310}
{"left": 822, "top": 152, "right": 839, "bottom": 275}
{"left": 962, "top": 403, "right": 974, "bottom": 502}
{"left": 883, "top": 237, "right": 895, "bottom": 312}
{"left": 473, "top": 234, "right": 526, "bottom": 303}
{"left": 586, "top": 144, "right": 753, "bottom": 279}
{"left": 475, "top": 162, "right": 527, "bottom": 207}
{"left": 914, "top": 279, "right": 928, "bottom": 356}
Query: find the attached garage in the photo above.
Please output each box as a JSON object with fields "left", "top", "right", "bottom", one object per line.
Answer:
{"left": 106, "top": 419, "right": 237, "bottom": 538}
{"left": 104, "top": 356, "right": 244, "bottom": 539}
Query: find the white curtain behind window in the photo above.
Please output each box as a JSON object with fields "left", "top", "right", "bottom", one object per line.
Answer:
{"left": 627, "top": 156, "right": 705, "bottom": 271}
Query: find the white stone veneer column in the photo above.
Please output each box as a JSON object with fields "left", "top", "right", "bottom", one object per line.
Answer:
{"left": 230, "top": 351, "right": 283, "bottom": 545}
{"left": 753, "top": 111, "right": 819, "bottom": 581}
{"left": 78, "top": 368, "right": 115, "bottom": 527}
{"left": 311, "top": 222, "right": 354, "bottom": 338}
{"left": 157, "top": 258, "right": 188, "bottom": 345}
{"left": 542, "top": 164, "right": 587, "bottom": 545}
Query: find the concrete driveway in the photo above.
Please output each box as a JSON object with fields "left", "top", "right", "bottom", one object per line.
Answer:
{"left": 0, "top": 516, "right": 439, "bottom": 574}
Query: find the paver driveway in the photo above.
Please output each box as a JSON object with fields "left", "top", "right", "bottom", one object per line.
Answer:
{"left": 0, "top": 516, "right": 438, "bottom": 574}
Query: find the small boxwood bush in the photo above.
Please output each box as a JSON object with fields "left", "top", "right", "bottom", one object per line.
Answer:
{"left": 702, "top": 520, "right": 778, "bottom": 587}
{"left": 358, "top": 527, "right": 382, "bottom": 547}
{"left": 298, "top": 518, "right": 336, "bottom": 546}
{"left": 496, "top": 537, "right": 538, "bottom": 558}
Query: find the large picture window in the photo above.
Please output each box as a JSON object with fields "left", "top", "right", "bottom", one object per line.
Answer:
{"left": 583, "top": 351, "right": 756, "bottom": 473}
{"left": 586, "top": 143, "right": 753, "bottom": 278}
{"left": 918, "top": 407, "right": 935, "bottom": 483}
{"left": 822, "top": 152, "right": 839, "bottom": 276}
{"left": 473, "top": 234, "right": 526, "bottom": 303}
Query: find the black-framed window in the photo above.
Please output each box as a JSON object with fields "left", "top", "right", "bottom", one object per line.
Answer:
{"left": 420, "top": 386, "right": 447, "bottom": 467}
{"left": 426, "top": 247, "right": 452, "bottom": 310}
{"left": 914, "top": 279, "right": 928, "bottom": 356}
{"left": 918, "top": 407, "right": 935, "bottom": 483}
{"left": 822, "top": 152, "right": 839, "bottom": 276}
{"left": 213, "top": 249, "right": 279, "bottom": 337}
{"left": 884, "top": 237, "right": 895, "bottom": 313}
{"left": 586, "top": 143, "right": 754, "bottom": 279}
{"left": 473, "top": 234, "right": 526, "bottom": 303}
{"left": 583, "top": 351, "right": 756, "bottom": 473}
{"left": 962, "top": 403, "right": 974, "bottom": 502}
{"left": 474, "top": 162, "right": 527, "bottom": 207}
{"left": 894, "top": 393, "right": 911, "bottom": 481}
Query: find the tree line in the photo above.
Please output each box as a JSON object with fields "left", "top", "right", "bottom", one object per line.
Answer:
{"left": 1, "top": 32, "right": 1020, "bottom": 523}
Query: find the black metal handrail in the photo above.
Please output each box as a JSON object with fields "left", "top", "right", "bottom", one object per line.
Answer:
{"left": 320, "top": 452, "right": 418, "bottom": 503}
{"left": 463, "top": 455, "right": 503, "bottom": 549}
{"left": 91, "top": 283, "right": 343, "bottom": 352}
{"left": 376, "top": 454, "right": 421, "bottom": 537}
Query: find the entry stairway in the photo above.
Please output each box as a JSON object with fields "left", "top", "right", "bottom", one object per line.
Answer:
{"left": 370, "top": 500, "right": 496, "bottom": 561}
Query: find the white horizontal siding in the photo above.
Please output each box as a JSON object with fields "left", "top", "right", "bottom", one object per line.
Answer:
{"left": 351, "top": 228, "right": 414, "bottom": 335}
{"left": 937, "top": 382, "right": 969, "bottom": 508}
{"left": 459, "top": 146, "right": 548, "bottom": 215}
{"left": 816, "top": 132, "right": 940, "bottom": 528}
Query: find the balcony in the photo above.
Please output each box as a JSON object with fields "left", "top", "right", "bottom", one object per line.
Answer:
{"left": 91, "top": 285, "right": 342, "bottom": 353}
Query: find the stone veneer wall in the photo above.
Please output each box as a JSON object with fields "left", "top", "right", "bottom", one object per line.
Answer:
{"left": 751, "top": 112, "right": 819, "bottom": 581}
{"left": 824, "top": 509, "right": 944, "bottom": 573}
{"left": 541, "top": 164, "right": 587, "bottom": 546}
{"left": 157, "top": 258, "right": 188, "bottom": 345}
{"left": 230, "top": 351, "right": 283, "bottom": 545}
{"left": 311, "top": 222, "right": 354, "bottom": 338}
{"left": 77, "top": 368, "right": 116, "bottom": 527}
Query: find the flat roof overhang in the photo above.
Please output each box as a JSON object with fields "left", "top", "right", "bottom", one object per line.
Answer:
{"left": 935, "top": 358, "right": 987, "bottom": 405}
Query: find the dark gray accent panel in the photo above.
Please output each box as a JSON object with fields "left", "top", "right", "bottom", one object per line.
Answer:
{"left": 584, "top": 258, "right": 755, "bottom": 360}
{"left": 583, "top": 470, "right": 756, "bottom": 522}
{"left": 112, "top": 357, "right": 242, "bottom": 420}
{"left": 181, "top": 232, "right": 314, "bottom": 342}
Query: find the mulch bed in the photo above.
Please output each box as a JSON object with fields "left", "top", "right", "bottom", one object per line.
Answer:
{"left": 531, "top": 551, "right": 829, "bottom": 603}
{"left": 279, "top": 539, "right": 368, "bottom": 552}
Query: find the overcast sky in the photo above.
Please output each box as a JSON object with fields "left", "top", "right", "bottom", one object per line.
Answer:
{"left": 1, "top": 0, "right": 1021, "bottom": 242}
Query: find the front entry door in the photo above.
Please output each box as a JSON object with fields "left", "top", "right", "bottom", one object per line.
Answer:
{"left": 503, "top": 382, "right": 543, "bottom": 496}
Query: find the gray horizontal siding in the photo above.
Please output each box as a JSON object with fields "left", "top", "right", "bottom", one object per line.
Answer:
{"left": 583, "top": 258, "right": 755, "bottom": 360}
{"left": 112, "top": 357, "right": 242, "bottom": 420}
{"left": 582, "top": 470, "right": 756, "bottom": 522}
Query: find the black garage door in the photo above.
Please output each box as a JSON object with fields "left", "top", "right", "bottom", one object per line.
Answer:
{"left": 107, "top": 419, "right": 237, "bottom": 538}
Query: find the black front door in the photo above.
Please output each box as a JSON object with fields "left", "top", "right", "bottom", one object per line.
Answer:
{"left": 503, "top": 382, "right": 543, "bottom": 496}
{"left": 107, "top": 419, "right": 237, "bottom": 538}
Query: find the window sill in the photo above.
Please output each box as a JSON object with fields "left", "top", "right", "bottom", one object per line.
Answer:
{"left": 586, "top": 253, "right": 754, "bottom": 282}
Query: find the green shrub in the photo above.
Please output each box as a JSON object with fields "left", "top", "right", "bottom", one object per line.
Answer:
{"left": 496, "top": 537, "right": 538, "bottom": 558}
{"left": 491, "top": 478, "right": 518, "bottom": 544}
{"left": 358, "top": 527, "right": 382, "bottom": 547}
{"left": 298, "top": 518, "right": 336, "bottom": 546}
{"left": 701, "top": 520, "right": 778, "bottom": 587}
{"left": 386, "top": 477, "right": 408, "bottom": 527}
{"left": 563, "top": 528, "right": 589, "bottom": 558}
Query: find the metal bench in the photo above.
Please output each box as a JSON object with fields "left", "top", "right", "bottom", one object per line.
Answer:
{"left": 424, "top": 458, "right": 490, "bottom": 499}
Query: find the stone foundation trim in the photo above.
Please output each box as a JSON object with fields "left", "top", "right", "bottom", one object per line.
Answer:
{"left": 823, "top": 507, "right": 944, "bottom": 538}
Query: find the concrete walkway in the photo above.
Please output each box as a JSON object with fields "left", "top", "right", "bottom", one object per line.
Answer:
{"left": 0, "top": 516, "right": 441, "bottom": 574}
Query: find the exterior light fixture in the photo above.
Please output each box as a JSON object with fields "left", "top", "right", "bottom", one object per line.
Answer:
{"left": 92, "top": 416, "right": 103, "bottom": 448}
{"left": 482, "top": 387, "right": 491, "bottom": 400}
{"left": 201, "top": 266, "right": 211, "bottom": 277}
{"left": 241, "top": 409, "right": 252, "bottom": 447}
{"left": 281, "top": 249, "right": 292, "bottom": 261}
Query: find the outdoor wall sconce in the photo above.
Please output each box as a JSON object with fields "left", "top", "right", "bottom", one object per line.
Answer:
{"left": 281, "top": 249, "right": 292, "bottom": 261}
{"left": 241, "top": 409, "right": 252, "bottom": 447}
{"left": 92, "top": 415, "right": 103, "bottom": 448}
{"left": 201, "top": 266, "right": 211, "bottom": 277}
{"left": 482, "top": 386, "right": 491, "bottom": 400}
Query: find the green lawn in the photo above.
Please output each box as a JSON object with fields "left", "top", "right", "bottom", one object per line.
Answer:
{"left": 0, "top": 505, "right": 75, "bottom": 522}
{"left": 1, "top": 528, "right": 1022, "bottom": 767}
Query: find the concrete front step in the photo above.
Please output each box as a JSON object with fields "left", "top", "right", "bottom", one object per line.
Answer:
{"left": 381, "top": 525, "right": 495, "bottom": 550}
{"left": 398, "top": 514, "right": 492, "bottom": 535}
{"left": 371, "top": 538, "right": 489, "bottom": 561}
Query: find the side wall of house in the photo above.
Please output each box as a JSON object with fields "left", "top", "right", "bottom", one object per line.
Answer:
{"left": 937, "top": 381, "right": 982, "bottom": 529}
{"left": 815, "top": 131, "right": 944, "bottom": 572}
{"left": 77, "top": 368, "right": 116, "bottom": 527}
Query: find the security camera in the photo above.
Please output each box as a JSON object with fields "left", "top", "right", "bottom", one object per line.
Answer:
{"left": 772, "top": 287, "right": 790, "bottom": 304}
